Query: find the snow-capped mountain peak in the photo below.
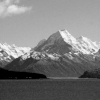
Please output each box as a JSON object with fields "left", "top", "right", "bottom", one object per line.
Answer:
{"left": 58, "top": 29, "right": 100, "bottom": 54}
{"left": 35, "top": 29, "right": 100, "bottom": 55}
{"left": 59, "top": 29, "right": 77, "bottom": 44}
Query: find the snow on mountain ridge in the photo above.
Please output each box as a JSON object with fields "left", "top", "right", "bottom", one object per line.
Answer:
{"left": 78, "top": 36, "right": 99, "bottom": 49}
{"left": 0, "top": 43, "right": 31, "bottom": 58}
{"left": 59, "top": 29, "right": 77, "bottom": 44}
{"left": 58, "top": 29, "right": 100, "bottom": 54}
{"left": 77, "top": 36, "right": 99, "bottom": 53}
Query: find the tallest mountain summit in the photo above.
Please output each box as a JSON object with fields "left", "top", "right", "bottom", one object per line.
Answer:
{"left": 59, "top": 29, "right": 77, "bottom": 44}
{"left": 35, "top": 29, "right": 100, "bottom": 54}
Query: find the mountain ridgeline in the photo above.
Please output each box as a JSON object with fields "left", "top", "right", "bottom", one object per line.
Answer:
{"left": 1, "top": 29, "right": 100, "bottom": 78}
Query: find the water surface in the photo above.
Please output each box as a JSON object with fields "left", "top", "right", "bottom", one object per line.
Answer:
{"left": 0, "top": 79, "right": 100, "bottom": 100}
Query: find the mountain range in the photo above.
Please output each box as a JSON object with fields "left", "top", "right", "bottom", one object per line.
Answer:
{"left": 0, "top": 43, "right": 31, "bottom": 67}
{"left": 1, "top": 29, "right": 100, "bottom": 78}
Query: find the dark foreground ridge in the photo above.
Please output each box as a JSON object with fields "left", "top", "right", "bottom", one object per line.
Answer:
{"left": 79, "top": 68, "right": 100, "bottom": 79}
{"left": 0, "top": 68, "right": 47, "bottom": 79}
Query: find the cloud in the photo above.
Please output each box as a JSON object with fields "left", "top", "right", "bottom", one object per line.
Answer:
{"left": 0, "top": 0, "right": 32, "bottom": 17}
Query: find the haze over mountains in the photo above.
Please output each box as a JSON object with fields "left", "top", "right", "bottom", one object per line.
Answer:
{"left": 1, "top": 29, "right": 100, "bottom": 78}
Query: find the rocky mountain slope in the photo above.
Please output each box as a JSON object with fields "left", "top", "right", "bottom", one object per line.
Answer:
{"left": 3, "top": 29, "right": 100, "bottom": 78}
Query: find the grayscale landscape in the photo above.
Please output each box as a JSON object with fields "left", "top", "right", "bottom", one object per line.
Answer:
{"left": 0, "top": 0, "right": 100, "bottom": 100}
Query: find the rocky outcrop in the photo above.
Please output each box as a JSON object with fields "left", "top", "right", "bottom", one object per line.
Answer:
{"left": 79, "top": 68, "right": 100, "bottom": 79}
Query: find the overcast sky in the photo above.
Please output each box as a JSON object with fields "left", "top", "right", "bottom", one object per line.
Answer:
{"left": 0, "top": 0, "right": 100, "bottom": 47}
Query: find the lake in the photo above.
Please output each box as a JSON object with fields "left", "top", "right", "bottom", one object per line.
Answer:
{"left": 0, "top": 79, "right": 100, "bottom": 100}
